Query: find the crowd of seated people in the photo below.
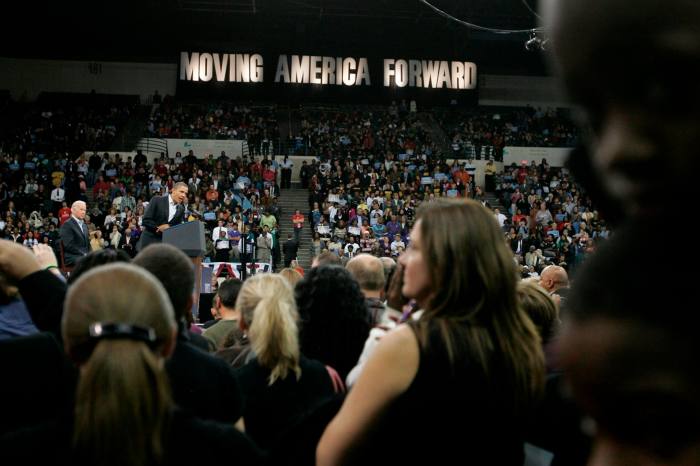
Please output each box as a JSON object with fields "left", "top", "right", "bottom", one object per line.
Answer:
{"left": 146, "top": 101, "right": 280, "bottom": 155}
{"left": 437, "top": 106, "right": 580, "bottom": 160}
{"left": 301, "top": 151, "right": 607, "bottom": 281}
{"left": 492, "top": 159, "right": 608, "bottom": 275}
{"left": 288, "top": 104, "right": 438, "bottom": 160}
{"left": 0, "top": 93, "right": 133, "bottom": 157}
{"left": 0, "top": 142, "right": 283, "bottom": 267}
{"left": 300, "top": 148, "right": 482, "bottom": 260}
{"left": 287, "top": 103, "right": 579, "bottom": 162}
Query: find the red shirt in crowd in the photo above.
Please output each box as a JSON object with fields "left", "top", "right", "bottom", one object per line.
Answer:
{"left": 262, "top": 168, "right": 276, "bottom": 182}
{"left": 292, "top": 213, "right": 305, "bottom": 229}
{"left": 59, "top": 207, "right": 71, "bottom": 225}
{"left": 92, "top": 180, "right": 109, "bottom": 196}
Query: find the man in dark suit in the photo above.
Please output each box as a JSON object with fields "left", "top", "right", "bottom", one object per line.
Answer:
{"left": 137, "top": 182, "right": 189, "bottom": 252}
{"left": 59, "top": 200, "right": 89, "bottom": 266}
{"left": 510, "top": 233, "right": 530, "bottom": 256}
{"left": 282, "top": 233, "right": 299, "bottom": 268}
{"left": 118, "top": 227, "right": 138, "bottom": 258}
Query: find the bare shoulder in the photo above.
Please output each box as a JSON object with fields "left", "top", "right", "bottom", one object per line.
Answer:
{"left": 381, "top": 323, "right": 419, "bottom": 351}
{"left": 368, "top": 324, "right": 419, "bottom": 381}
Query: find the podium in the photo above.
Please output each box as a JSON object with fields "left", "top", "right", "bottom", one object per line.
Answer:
{"left": 163, "top": 221, "right": 206, "bottom": 320}
{"left": 163, "top": 221, "right": 206, "bottom": 257}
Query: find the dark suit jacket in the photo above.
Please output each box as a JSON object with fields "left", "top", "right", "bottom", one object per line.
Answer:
{"left": 138, "top": 195, "right": 186, "bottom": 252}
{"left": 510, "top": 237, "right": 530, "bottom": 255}
{"left": 118, "top": 234, "right": 137, "bottom": 258}
{"left": 283, "top": 239, "right": 299, "bottom": 260}
{"left": 59, "top": 218, "right": 90, "bottom": 265}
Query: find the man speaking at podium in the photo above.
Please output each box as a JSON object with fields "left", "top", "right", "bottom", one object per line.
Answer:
{"left": 137, "top": 182, "right": 189, "bottom": 252}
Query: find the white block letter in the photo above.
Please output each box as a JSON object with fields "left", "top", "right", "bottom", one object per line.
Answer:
{"left": 395, "top": 59, "right": 408, "bottom": 87}
{"left": 342, "top": 57, "right": 357, "bottom": 86}
{"left": 384, "top": 59, "right": 395, "bottom": 87}
{"left": 409, "top": 60, "right": 422, "bottom": 87}
{"left": 180, "top": 52, "right": 199, "bottom": 81}
{"left": 451, "top": 61, "right": 465, "bottom": 89}
{"left": 199, "top": 53, "right": 213, "bottom": 82}
{"left": 310, "top": 56, "right": 322, "bottom": 84}
{"left": 291, "top": 55, "right": 310, "bottom": 83}
{"left": 275, "top": 55, "right": 290, "bottom": 83}
{"left": 251, "top": 54, "right": 263, "bottom": 82}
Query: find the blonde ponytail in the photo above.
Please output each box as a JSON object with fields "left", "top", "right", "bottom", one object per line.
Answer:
{"left": 237, "top": 274, "right": 301, "bottom": 385}
{"left": 73, "top": 340, "right": 172, "bottom": 466}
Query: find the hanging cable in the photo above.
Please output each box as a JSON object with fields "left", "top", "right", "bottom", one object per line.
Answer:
{"left": 418, "top": 0, "right": 543, "bottom": 34}
{"left": 520, "top": 0, "right": 543, "bottom": 21}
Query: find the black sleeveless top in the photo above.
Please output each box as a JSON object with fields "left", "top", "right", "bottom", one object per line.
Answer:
{"left": 350, "top": 318, "right": 527, "bottom": 465}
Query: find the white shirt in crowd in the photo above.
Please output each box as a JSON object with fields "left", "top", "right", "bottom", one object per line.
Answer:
{"left": 495, "top": 212, "right": 507, "bottom": 227}
{"left": 344, "top": 242, "right": 360, "bottom": 257}
{"left": 212, "top": 226, "right": 228, "bottom": 241}
{"left": 390, "top": 239, "right": 405, "bottom": 255}
{"left": 215, "top": 238, "right": 230, "bottom": 250}
{"left": 50, "top": 187, "right": 65, "bottom": 203}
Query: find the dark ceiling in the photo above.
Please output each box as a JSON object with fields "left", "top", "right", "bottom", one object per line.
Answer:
{"left": 1, "top": 0, "right": 547, "bottom": 74}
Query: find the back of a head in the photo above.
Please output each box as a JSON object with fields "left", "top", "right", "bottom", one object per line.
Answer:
{"left": 278, "top": 268, "right": 303, "bottom": 288}
{"left": 236, "top": 274, "right": 300, "bottom": 384}
{"left": 545, "top": 0, "right": 698, "bottom": 98}
{"left": 295, "top": 265, "right": 370, "bottom": 379}
{"left": 63, "top": 263, "right": 176, "bottom": 466}
{"left": 346, "top": 254, "right": 385, "bottom": 293}
{"left": 67, "top": 249, "right": 132, "bottom": 285}
{"left": 216, "top": 278, "right": 242, "bottom": 308}
{"left": 540, "top": 265, "right": 569, "bottom": 292}
{"left": 566, "top": 221, "right": 694, "bottom": 328}
{"left": 561, "top": 223, "right": 700, "bottom": 464}
{"left": 133, "top": 244, "right": 194, "bottom": 323}
{"left": 544, "top": 0, "right": 700, "bottom": 224}
{"left": 380, "top": 256, "right": 397, "bottom": 289}
{"left": 417, "top": 199, "right": 519, "bottom": 320}
{"left": 312, "top": 250, "right": 341, "bottom": 268}
{"left": 517, "top": 280, "right": 558, "bottom": 344}
{"left": 416, "top": 199, "right": 544, "bottom": 414}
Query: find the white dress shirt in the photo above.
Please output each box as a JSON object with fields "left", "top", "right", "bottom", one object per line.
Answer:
{"left": 168, "top": 195, "right": 177, "bottom": 222}
{"left": 51, "top": 188, "right": 65, "bottom": 202}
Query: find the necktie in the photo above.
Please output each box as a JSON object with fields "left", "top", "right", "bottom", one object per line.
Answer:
{"left": 79, "top": 221, "right": 88, "bottom": 246}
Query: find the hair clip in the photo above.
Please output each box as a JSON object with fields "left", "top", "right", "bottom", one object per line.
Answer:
{"left": 89, "top": 322, "right": 157, "bottom": 345}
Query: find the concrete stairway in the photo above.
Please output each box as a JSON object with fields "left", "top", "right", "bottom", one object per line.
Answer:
{"left": 110, "top": 105, "right": 151, "bottom": 151}
{"left": 483, "top": 192, "right": 506, "bottom": 213}
{"left": 275, "top": 184, "right": 312, "bottom": 269}
{"left": 418, "top": 111, "right": 451, "bottom": 158}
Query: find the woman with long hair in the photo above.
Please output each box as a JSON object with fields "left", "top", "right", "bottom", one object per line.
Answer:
{"left": 1, "top": 263, "right": 263, "bottom": 466}
{"left": 234, "top": 274, "right": 337, "bottom": 450}
{"left": 64, "top": 264, "right": 178, "bottom": 465}
{"left": 317, "top": 198, "right": 545, "bottom": 465}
